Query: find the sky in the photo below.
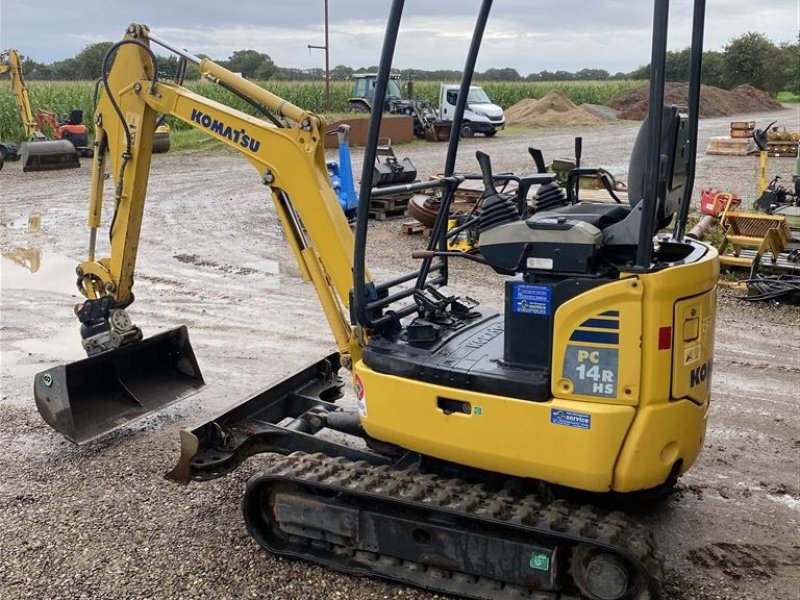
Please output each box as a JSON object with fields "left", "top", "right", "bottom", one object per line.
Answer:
{"left": 1, "top": 0, "right": 797, "bottom": 74}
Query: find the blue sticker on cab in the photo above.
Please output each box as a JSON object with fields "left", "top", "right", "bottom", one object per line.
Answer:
{"left": 512, "top": 283, "right": 551, "bottom": 315}
{"left": 550, "top": 409, "right": 591, "bottom": 430}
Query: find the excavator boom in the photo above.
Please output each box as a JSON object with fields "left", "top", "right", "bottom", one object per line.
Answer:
{"left": 34, "top": 25, "right": 361, "bottom": 443}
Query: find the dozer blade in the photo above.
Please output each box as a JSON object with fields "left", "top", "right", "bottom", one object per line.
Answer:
{"left": 34, "top": 326, "right": 204, "bottom": 444}
{"left": 21, "top": 139, "right": 80, "bottom": 172}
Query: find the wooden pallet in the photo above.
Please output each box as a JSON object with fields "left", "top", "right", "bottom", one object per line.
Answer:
{"left": 729, "top": 123, "right": 754, "bottom": 138}
{"left": 765, "top": 141, "right": 798, "bottom": 157}
{"left": 706, "top": 136, "right": 755, "bottom": 156}
{"left": 401, "top": 219, "right": 426, "bottom": 235}
{"left": 370, "top": 196, "right": 410, "bottom": 211}
{"left": 369, "top": 206, "right": 407, "bottom": 221}
{"left": 730, "top": 129, "right": 753, "bottom": 139}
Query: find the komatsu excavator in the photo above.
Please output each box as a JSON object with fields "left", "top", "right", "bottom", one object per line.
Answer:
{"left": 0, "top": 49, "right": 82, "bottom": 171}
{"left": 34, "top": 1, "right": 717, "bottom": 598}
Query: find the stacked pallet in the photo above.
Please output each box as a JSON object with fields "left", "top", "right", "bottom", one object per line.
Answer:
{"left": 765, "top": 129, "right": 799, "bottom": 157}
{"left": 369, "top": 195, "right": 410, "bottom": 221}
{"left": 706, "top": 136, "right": 755, "bottom": 156}
{"left": 729, "top": 120, "right": 755, "bottom": 138}
{"left": 706, "top": 121, "right": 757, "bottom": 156}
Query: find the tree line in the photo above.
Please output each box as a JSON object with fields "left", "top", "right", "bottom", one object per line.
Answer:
{"left": 16, "top": 32, "right": 798, "bottom": 96}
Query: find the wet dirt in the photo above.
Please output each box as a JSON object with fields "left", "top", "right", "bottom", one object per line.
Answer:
{"left": 1, "top": 106, "right": 798, "bottom": 600}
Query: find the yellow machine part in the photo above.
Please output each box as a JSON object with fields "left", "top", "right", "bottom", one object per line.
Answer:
{"left": 446, "top": 217, "right": 478, "bottom": 253}
{"left": 356, "top": 245, "right": 719, "bottom": 494}
{"left": 152, "top": 124, "right": 171, "bottom": 154}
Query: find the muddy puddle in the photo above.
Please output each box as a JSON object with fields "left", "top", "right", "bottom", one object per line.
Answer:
{"left": 1, "top": 250, "right": 78, "bottom": 295}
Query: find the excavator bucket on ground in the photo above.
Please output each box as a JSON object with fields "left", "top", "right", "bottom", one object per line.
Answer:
{"left": 33, "top": 327, "right": 204, "bottom": 444}
{"left": 21, "top": 139, "right": 80, "bottom": 172}
{"left": 152, "top": 124, "right": 171, "bottom": 153}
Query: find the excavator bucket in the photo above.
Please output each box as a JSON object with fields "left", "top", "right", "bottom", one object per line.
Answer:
{"left": 33, "top": 327, "right": 204, "bottom": 444}
{"left": 21, "top": 139, "right": 80, "bottom": 172}
{"left": 373, "top": 142, "right": 417, "bottom": 186}
{"left": 152, "top": 125, "right": 171, "bottom": 153}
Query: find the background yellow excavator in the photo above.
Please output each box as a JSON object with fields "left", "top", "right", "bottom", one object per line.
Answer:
{"left": 34, "top": 1, "right": 717, "bottom": 598}
{"left": 0, "top": 49, "right": 82, "bottom": 171}
{"left": 0, "top": 49, "right": 170, "bottom": 172}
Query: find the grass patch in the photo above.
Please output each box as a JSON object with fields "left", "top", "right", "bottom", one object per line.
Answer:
{"left": 167, "top": 129, "right": 224, "bottom": 152}
{"left": 777, "top": 91, "right": 800, "bottom": 103}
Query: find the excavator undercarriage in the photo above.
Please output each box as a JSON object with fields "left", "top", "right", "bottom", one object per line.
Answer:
{"left": 160, "top": 352, "right": 662, "bottom": 600}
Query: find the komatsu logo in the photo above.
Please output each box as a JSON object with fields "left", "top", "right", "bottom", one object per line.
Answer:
{"left": 690, "top": 359, "right": 712, "bottom": 388}
{"left": 190, "top": 109, "right": 261, "bottom": 152}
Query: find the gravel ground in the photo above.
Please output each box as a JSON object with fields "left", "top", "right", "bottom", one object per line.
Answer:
{"left": 1, "top": 106, "right": 799, "bottom": 600}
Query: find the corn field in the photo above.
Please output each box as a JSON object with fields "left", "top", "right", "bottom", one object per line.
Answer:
{"left": 0, "top": 79, "right": 643, "bottom": 142}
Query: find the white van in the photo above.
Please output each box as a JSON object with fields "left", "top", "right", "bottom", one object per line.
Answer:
{"left": 438, "top": 84, "right": 505, "bottom": 137}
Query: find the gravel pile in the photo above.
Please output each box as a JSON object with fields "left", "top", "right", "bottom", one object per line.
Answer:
{"left": 608, "top": 83, "right": 784, "bottom": 120}
{"left": 505, "top": 90, "right": 603, "bottom": 126}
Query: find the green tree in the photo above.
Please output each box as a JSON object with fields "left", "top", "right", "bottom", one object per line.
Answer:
{"left": 72, "top": 42, "right": 115, "bottom": 79}
{"left": 724, "top": 32, "right": 787, "bottom": 95}
{"left": 331, "top": 64, "right": 354, "bottom": 80}
{"left": 575, "top": 68, "right": 610, "bottom": 80}
{"left": 664, "top": 48, "right": 690, "bottom": 81}
{"left": 51, "top": 57, "right": 79, "bottom": 79}
{"left": 782, "top": 37, "right": 799, "bottom": 94}
{"left": 700, "top": 50, "right": 726, "bottom": 88}
{"left": 479, "top": 68, "right": 521, "bottom": 81}
{"left": 184, "top": 54, "right": 210, "bottom": 80}
{"left": 20, "top": 56, "right": 53, "bottom": 79}
{"left": 223, "top": 49, "right": 276, "bottom": 79}
{"left": 553, "top": 70, "right": 575, "bottom": 81}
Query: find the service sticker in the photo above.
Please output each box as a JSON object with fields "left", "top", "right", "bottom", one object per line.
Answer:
{"left": 354, "top": 374, "right": 367, "bottom": 417}
{"left": 529, "top": 550, "right": 551, "bottom": 571}
{"left": 684, "top": 344, "right": 701, "bottom": 365}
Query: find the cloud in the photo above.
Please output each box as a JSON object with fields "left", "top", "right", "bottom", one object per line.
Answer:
{"left": 1, "top": 0, "right": 796, "bottom": 73}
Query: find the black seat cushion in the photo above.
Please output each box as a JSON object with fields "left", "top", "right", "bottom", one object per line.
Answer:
{"left": 532, "top": 203, "right": 630, "bottom": 230}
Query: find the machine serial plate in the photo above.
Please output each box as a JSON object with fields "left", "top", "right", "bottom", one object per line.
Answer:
{"left": 562, "top": 345, "right": 619, "bottom": 398}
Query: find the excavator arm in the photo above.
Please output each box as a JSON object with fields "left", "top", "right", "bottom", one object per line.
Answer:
{"left": 34, "top": 25, "right": 365, "bottom": 443}
{"left": 78, "top": 24, "right": 359, "bottom": 359}
{"left": 1, "top": 49, "right": 38, "bottom": 139}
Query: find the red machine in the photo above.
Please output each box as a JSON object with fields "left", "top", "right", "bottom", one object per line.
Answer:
{"left": 700, "top": 188, "right": 741, "bottom": 217}
{"left": 36, "top": 109, "right": 91, "bottom": 155}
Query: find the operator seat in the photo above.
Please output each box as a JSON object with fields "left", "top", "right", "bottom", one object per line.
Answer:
{"left": 68, "top": 110, "right": 83, "bottom": 126}
{"left": 532, "top": 106, "right": 686, "bottom": 237}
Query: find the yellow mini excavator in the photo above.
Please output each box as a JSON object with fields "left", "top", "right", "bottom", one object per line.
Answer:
{"left": 0, "top": 49, "right": 81, "bottom": 171}
{"left": 34, "top": 1, "right": 718, "bottom": 598}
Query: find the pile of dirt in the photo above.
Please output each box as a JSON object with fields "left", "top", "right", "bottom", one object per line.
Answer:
{"left": 580, "top": 103, "right": 620, "bottom": 121}
{"left": 608, "top": 82, "right": 783, "bottom": 120}
{"left": 505, "top": 90, "right": 603, "bottom": 126}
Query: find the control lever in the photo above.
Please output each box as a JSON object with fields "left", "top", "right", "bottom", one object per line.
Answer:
{"left": 753, "top": 120, "right": 777, "bottom": 152}
{"left": 528, "top": 147, "right": 547, "bottom": 173}
{"left": 475, "top": 151, "right": 497, "bottom": 196}
{"left": 575, "top": 136, "right": 583, "bottom": 168}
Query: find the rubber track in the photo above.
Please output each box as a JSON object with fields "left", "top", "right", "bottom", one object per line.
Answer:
{"left": 244, "top": 452, "right": 664, "bottom": 600}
